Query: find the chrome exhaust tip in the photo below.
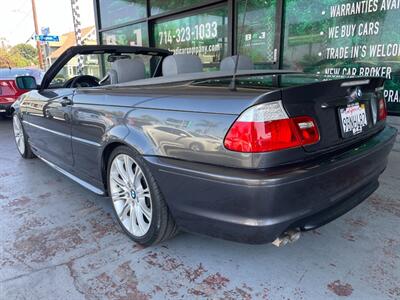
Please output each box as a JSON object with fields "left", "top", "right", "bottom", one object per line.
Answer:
{"left": 272, "top": 229, "right": 301, "bottom": 247}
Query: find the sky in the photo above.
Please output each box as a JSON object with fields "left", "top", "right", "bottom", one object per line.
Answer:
{"left": 0, "top": 0, "right": 95, "bottom": 46}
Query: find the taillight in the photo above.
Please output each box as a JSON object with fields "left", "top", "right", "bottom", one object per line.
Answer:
{"left": 224, "top": 101, "right": 319, "bottom": 153}
{"left": 378, "top": 98, "right": 387, "bottom": 121}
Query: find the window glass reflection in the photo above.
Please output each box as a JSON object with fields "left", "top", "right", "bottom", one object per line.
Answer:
{"left": 154, "top": 7, "right": 228, "bottom": 68}
{"left": 99, "top": 0, "right": 146, "bottom": 28}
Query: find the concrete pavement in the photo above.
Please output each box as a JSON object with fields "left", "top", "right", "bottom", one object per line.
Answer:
{"left": 0, "top": 116, "right": 399, "bottom": 300}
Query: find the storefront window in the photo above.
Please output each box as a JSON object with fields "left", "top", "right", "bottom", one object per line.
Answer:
{"left": 236, "top": 0, "right": 277, "bottom": 68}
{"left": 99, "top": 0, "right": 147, "bottom": 28}
{"left": 154, "top": 7, "right": 228, "bottom": 67}
{"left": 282, "top": 0, "right": 400, "bottom": 114}
{"left": 101, "top": 23, "right": 148, "bottom": 46}
{"left": 150, "top": 0, "right": 206, "bottom": 16}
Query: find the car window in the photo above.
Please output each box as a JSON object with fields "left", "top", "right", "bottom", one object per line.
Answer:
{"left": 49, "top": 54, "right": 103, "bottom": 88}
{"left": 173, "top": 129, "right": 191, "bottom": 137}
{"left": 48, "top": 52, "right": 163, "bottom": 88}
{"left": 156, "top": 126, "right": 191, "bottom": 137}
{"left": 155, "top": 126, "right": 174, "bottom": 133}
{"left": 103, "top": 54, "right": 161, "bottom": 79}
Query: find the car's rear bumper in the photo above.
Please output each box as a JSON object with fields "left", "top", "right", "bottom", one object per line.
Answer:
{"left": 0, "top": 102, "right": 14, "bottom": 114}
{"left": 144, "top": 126, "right": 397, "bottom": 244}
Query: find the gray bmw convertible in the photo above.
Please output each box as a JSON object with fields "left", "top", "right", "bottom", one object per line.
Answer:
{"left": 12, "top": 45, "right": 397, "bottom": 246}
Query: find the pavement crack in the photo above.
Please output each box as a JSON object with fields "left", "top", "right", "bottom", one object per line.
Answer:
{"left": 66, "top": 260, "right": 88, "bottom": 298}
{"left": 0, "top": 250, "right": 98, "bottom": 285}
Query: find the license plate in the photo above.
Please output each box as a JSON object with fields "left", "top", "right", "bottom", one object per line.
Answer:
{"left": 339, "top": 102, "right": 368, "bottom": 138}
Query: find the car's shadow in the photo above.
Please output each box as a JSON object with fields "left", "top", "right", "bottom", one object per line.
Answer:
{"left": 0, "top": 115, "right": 12, "bottom": 122}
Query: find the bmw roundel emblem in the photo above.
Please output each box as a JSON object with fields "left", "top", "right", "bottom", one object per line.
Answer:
{"left": 349, "top": 87, "right": 363, "bottom": 103}
{"left": 130, "top": 190, "right": 136, "bottom": 199}
{"left": 356, "top": 87, "right": 362, "bottom": 98}
{"left": 355, "top": 87, "right": 362, "bottom": 98}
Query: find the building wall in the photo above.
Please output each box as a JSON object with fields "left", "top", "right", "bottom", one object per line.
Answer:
{"left": 94, "top": 0, "right": 400, "bottom": 115}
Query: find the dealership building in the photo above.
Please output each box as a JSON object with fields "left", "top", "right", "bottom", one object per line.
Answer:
{"left": 93, "top": 0, "right": 400, "bottom": 114}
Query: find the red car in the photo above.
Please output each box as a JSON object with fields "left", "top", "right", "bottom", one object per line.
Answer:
{"left": 0, "top": 68, "right": 44, "bottom": 116}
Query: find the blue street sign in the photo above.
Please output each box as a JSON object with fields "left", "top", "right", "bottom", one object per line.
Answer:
{"left": 34, "top": 35, "right": 59, "bottom": 42}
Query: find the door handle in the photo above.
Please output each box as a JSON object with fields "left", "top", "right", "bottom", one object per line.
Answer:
{"left": 61, "top": 97, "right": 73, "bottom": 107}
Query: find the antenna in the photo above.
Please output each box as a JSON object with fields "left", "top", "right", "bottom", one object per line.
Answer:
{"left": 229, "top": 0, "right": 249, "bottom": 91}
{"left": 25, "top": 33, "right": 35, "bottom": 44}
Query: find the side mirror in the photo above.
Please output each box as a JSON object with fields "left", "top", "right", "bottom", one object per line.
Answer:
{"left": 15, "top": 76, "right": 38, "bottom": 90}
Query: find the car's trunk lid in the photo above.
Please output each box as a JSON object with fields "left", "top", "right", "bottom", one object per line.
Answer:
{"left": 280, "top": 76, "right": 386, "bottom": 153}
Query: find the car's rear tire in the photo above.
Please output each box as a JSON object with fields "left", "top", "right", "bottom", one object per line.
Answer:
{"left": 107, "top": 146, "right": 178, "bottom": 246}
{"left": 13, "top": 114, "right": 35, "bottom": 159}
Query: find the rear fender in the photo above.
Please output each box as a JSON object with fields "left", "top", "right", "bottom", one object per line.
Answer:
{"left": 99, "top": 124, "right": 130, "bottom": 189}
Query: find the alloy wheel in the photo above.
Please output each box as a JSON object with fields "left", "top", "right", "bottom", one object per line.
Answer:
{"left": 109, "top": 154, "right": 152, "bottom": 237}
{"left": 13, "top": 115, "right": 25, "bottom": 155}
